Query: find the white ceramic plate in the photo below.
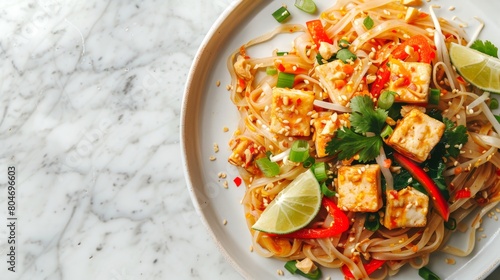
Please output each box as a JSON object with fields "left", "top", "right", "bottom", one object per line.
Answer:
{"left": 181, "top": 0, "right": 500, "bottom": 279}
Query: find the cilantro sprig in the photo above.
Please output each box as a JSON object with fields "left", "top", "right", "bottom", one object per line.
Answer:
{"left": 443, "top": 118, "right": 468, "bottom": 158}
{"left": 326, "top": 96, "right": 388, "bottom": 162}
{"left": 470, "top": 40, "right": 498, "bottom": 58}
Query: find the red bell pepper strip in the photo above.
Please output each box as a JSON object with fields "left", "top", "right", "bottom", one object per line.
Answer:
{"left": 393, "top": 152, "right": 450, "bottom": 221}
{"left": 454, "top": 189, "right": 471, "bottom": 200}
{"left": 273, "top": 197, "right": 349, "bottom": 239}
{"left": 370, "top": 65, "right": 390, "bottom": 98}
{"left": 342, "top": 259, "right": 386, "bottom": 279}
{"left": 306, "top": 19, "right": 333, "bottom": 46}
{"left": 391, "top": 34, "right": 435, "bottom": 63}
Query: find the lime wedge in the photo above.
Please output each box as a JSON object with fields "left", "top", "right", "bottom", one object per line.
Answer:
{"left": 252, "top": 169, "right": 322, "bottom": 234}
{"left": 295, "top": 0, "right": 317, "bottom": 14}
{"left": 449, "top": 42, "right": 500, "bottom": 93}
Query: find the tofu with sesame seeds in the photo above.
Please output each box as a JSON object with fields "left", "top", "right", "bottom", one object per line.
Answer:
{"left": 228, "top": 136, "right": 266, "bottom": 174}
{"left": 383, "top": 187, "right": 429, "bottom": 230}
{"left": 386, "top": 108, "right": 445, "bottom": 163}
{"left": 315, "top": 60, "right": 359, "bottom": 106}
{"left": 387, "top": 60, "right": 431, "bottom": 103}
{"left": 270, "top": 88, "right": 315, "bottom": 137}
{"left": 312, "top": 112, "right": 350, "bottom": 157}
{"left": 336, "top": 164, "right": 383, "bottom": 212}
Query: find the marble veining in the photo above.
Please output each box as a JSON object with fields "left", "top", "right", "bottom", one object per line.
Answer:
{"left": 0, "top": 0, "right": 240, "bottom": 279}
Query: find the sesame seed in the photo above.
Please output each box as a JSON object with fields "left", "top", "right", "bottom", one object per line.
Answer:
{"left": 209, "top": 156, "right": 216, "bottom": 161}
{"left": 223, "top": 181, "right": 228, "bottom": 189}
{"left": 277, "top": 269, "right": 284, "bottom": 276}
{"left": 223, "top": 219, "right": 227, "bottom": 225}
{"left": 249, "top": 245, "right": 254, "bottom": 252}
{"left": 216, "top": 80, "right": 221, "bottom": 87}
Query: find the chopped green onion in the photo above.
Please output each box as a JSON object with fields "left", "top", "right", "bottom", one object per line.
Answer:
{"left": 418, "top": 267, "right": 441, "bottom": 280}
{"left": 272, "top": 6, "right": 291, "bottom": 23}
{"left": 294, "top": 0, "right": 317, "bottom": 14}
{"left": 284, "top": 260, "right": 322, "bottom": 280}
{"left": 276, "top": 51, "right": 289, "bottom": 56}
{"left": 256, "top": 157, "right": 280, "bottom": 177}
{"left": 364, "top": 212, "right": 380, "bottom": 231}
{"left": 312, "top": 162, "right": 328, "bottom": 182}
{"left": 315, "top": 53, "right": 335, "bottom": 65}
{"left": 338, "top": 39, "right": 350, "bottom": 49}
{"left": 490, "top": 98, "right": 499, "bottom": 110}
{"left": 429, "top": 88, "right": 440, "bottom": 105}
{"left": 378, "top": 90, "right": 396, "bottom": 110}
{"left": 380, "top": 125, "right": 393, "bottom": 139}
{"left": 444, "top": 218, "right": 457, "bottom": 230}
{"left": 289, "top": 140, "right": 310, "bottom": 163}
{"left": 336, "top": 48, "right": 357, "bottom": 63}
{"left": 303, "top": 156, "right": 316, "bottom": 168}
{"left": 363, "top": 16, "right": 374, "bottom": 30}
{"left": 321, "top": 182, "right": 336, "bottom": 197}
{"left": 495, "top": 115, "right": 500, "bottom": 123}
{"left": 276, "top": 72, "right": 296, "bottom": 88}
{"left": 284, "top": 260, "right": 298, "bottom": 274}
{"left": 266, "top": 66, "right": 278, "bottom": 75}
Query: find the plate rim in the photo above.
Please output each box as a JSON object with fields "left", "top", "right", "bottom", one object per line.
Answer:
{"left": 180, "top": 0, "right": 500, "bottom": 279}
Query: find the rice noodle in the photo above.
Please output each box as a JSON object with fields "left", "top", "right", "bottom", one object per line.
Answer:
{"left": 225, "top": 0, "right": 499, "bottom": 278}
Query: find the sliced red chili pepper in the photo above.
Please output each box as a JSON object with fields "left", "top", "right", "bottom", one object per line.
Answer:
{"left": 392, "top": 34, "right": 435, "bottom": 63}
{"left": 306, "top": 19, "right": 333, "bottom": 46}
{"left": 454, "top": 189, "right": 471, "bottom": 199}
{"left": 273, "top": 197, "right": 349, "bottom": 239}
{"left": 233, "top": 177, "right": 242, "bottom": 187}
{"left": 370, "top": 65, "right": 390, "bottom": 98}
{"left": 342, "top": 259, "right": 386, "bottom": 278}
{"left": 393, "top": 152, "right": 450, "bottom": 221}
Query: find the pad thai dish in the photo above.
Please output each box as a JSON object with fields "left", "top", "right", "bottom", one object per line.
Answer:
{"left": 226, "top": 0, "right": 500, "bottom": 279}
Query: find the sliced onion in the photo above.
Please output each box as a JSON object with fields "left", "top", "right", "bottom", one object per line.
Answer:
{"left": 376, "top": 146, "right": 394, "bottom": 191}
{"left": 313, "top": 99, "right": 352, "bottom": 112}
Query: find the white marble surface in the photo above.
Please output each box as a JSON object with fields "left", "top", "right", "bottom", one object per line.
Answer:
{"left": 0, "top": 0, "right": 499, "bottom": 280}
{"left": 0, "top": 0, "right": 240, "bottom": 279}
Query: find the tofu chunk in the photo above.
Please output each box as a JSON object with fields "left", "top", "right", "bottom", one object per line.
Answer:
{"left": 337, "top": 164, "right": 383, "bottom": 212}
{"left": 383, "top": 187, "right": 429, "bottom": 230}
{"left": 388, "top": 60, "right": 431, "bottom": 103}
{"left": 295, "top": 258, "right": 318, "bottom": 274}
{"left": 228, "top": 136, "right": 266, "bottom": 175}
{"left": 312, "top": 112, "right": 350, "bottom": 157}
{"left": 386, "top": 108, "right": 445, "bottom": 163}
{"left": 315, "top": 59, "right": 362, "bottom": 106}
{"left": 270, "top": 88, "right": 315, "bottom": 136}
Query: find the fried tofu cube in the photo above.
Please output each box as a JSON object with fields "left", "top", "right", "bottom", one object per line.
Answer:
{"left": 388, "top": 60, "right": 431, "bottom": 103}
{"left": 315, "top": 59, "right": 363, "bottom": 106}
{"left": 270, "top": 88, "right": 315, "bottom": 136}
{"left": 312, "top": 112, "right": 350, "bottom": 158}
{"left": 228, "top": 136, "right": 266, "bottom": 175}
{"left": 337, "top": 164, "right": 383, "bottom": 212}
{"left": 383, "top": 187, "right": 429, "bottom": 230}
{"left": 386, "top": 108, "right": 445, "bottom": 163}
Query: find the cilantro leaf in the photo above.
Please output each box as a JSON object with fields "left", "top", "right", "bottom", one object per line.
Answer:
{"left": 470, "top": 40, "right": 498, "bottom": 58}
{"left": 350, "top": 95, "right": 388, "bottom": 134}
{"left": 363, "top": 16, "right": 374, "bottom": 30}
{"left": 326, "top": 127, "right": 383, "bottom": 162}
{"left": 443, "top": 118, "right": 468, "bottom": 158}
